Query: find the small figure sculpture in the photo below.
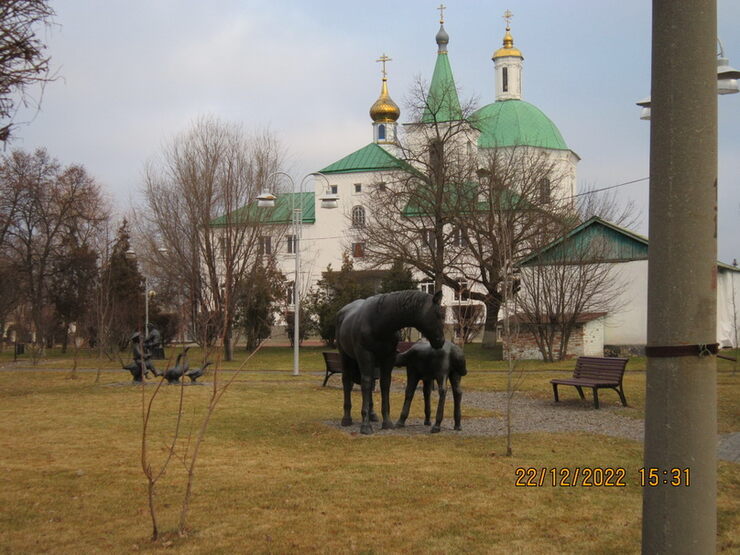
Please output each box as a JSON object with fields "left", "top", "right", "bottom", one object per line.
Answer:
{"left": 394, "top": 340, "right": 467, "bottom": 433}
{"left": 185, "top": 361, "right": 212, "bottom": 383}
{"left": 335, "top": 290, "right": 446, "bottom": 434}
{"left": 122, "top": 332, "right": 159, "bottom": 382}
{"left": 144, "top": 324, "right": 165, "bottom": 359}
{"left": 164, "top": 347, "right": 190, "bottom": 384}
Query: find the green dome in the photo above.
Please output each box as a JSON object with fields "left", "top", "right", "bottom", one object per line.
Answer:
{"left": 471, "top": 99, "right": 568, "bottom": 150}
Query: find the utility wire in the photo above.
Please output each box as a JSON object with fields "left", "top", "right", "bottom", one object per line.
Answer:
{"left": 566, "top": 176, "right": 649, "bottom": 200}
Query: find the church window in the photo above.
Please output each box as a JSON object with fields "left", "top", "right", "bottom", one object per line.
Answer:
{"left": 502, "top": 67, "right": 508, "bottom": 92}
{"left": 352, "top": 242, "right": 365, "bottom": 258}
{"left": 539, "top": 178, "right": 551, "bottom": 204}
{"left": 286, "top": 234, "right": 297, "bottom": 254}
{"left": 378, "top": 124, "right": 386, "bottom": 140}
{"left": 423, "top": 229, "right": 437, "bottom": 251}
{"left": 377, "top": 182, "right": 387, "bottom": 192}
{"left": 330, "top": 185, "right": 338, "bottom": 195}
{"left": 351, "top": 205, "right": 366, "bottom": 228}
{"left": 453, "top": 280, "right": 470, "bottom": 301}
{"left": 419, "top": 280, "right": 435, "bottom": 295}
{"left": 354, "top": 183, "right": 362, "bottom": 193}
{"left": 258, "top": 236, "right": 272, "bottom": 255}
{"left": 451, "top": 227, "right": 467, "bottom": 248}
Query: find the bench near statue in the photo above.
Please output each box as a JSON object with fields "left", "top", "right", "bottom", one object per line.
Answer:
{"left": 550, "top": 356, "right": 629, "bottom": 409}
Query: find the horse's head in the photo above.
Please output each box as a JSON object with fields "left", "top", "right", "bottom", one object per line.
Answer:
{"left": 420, "top": 290, "right": 446, "bottom": 349}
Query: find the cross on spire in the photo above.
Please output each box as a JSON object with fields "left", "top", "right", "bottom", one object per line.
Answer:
{"left": 437, "top": 3, "right": 446, "bottom": 24}
{"left": 376, "top": 53, "right": 391, "bottom": 79}
{"left": 503, "top": 9, "right": 513, "bottom": 30}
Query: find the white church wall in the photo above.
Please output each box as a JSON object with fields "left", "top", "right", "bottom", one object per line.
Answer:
{"left": 583, "top": 319, "right": 605, "bottom": 357}
{"left": 602, "top": 260, "right": 648, "bottom": 346}
{"left": 717, "top": 268, "right": 740, "bottom": 348}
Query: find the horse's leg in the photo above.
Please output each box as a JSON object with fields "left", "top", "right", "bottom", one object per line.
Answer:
{"left": 369, "top": 379, "right": 379, "bottom": 422}
{"left": 450, "top": 372, "right": 463, "bottom": 431}
{"left": 422, "top": 378, "right": 433, "bottom": 426}
{"left": 379, "top": 362, "right": 394, "bottom": 430}
{"left": 397, "top": 371, "right": 419, "bottom": 428}
{"left": 340, "top": 355, "right": 355, "bottom": 426}
{"left": 431, "top": 374, "right": 447, "bottom": 434}
{"left": 359, "top": 371, "right": 375, "bottom": 434}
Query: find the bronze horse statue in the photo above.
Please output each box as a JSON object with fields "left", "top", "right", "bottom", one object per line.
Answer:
{"left": 336, "top": 290, "right": 445, "bottom": 435}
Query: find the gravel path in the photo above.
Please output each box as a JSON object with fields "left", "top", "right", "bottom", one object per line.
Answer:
{"left": 325, "top": 389, "right": 739, "bottom": 463}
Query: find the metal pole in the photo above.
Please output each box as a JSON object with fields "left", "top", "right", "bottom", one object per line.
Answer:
{"left": 145, "top": 276, "right": 149, "bottom": 334}
{"left": 293, "top": 205, "right": 301, "bottom": 376}
{"left": 643, "top": 1, "right": 717, "bottom": 553}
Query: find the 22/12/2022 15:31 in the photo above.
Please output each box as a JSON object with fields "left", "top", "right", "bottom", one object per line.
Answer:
{"left": 513, "top": 467, "right": 691, "bottom": 487}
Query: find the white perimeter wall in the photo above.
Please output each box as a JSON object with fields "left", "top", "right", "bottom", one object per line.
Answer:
{"left": 603, "top": 260, "right": 739, "bottom": 348}
{"left": 718, "top": 268, "right": 740, "bottom": 348}
{"left": 602, "top": 260, "right": 648, "bottom": 345}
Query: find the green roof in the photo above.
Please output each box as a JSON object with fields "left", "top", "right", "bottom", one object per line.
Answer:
{"left": 402, "top": 182, "right": 528, "bottom": 218}
{"left": 320, "top": 143, "right": 409, "bottom": 174}
{"left": 519, "top": 217, "right": 648, "bottom": 266}
{"left": 421, "top": 52, "right": 462, "bottom": 123}
{"left": 471, "top": 99, "right": 569, "bottom": 150}
{"left": 520, "top": 216, "right": 740, "bottom": 269}
{"left": 210, "top": 192, "right": 315, "bottom": 227}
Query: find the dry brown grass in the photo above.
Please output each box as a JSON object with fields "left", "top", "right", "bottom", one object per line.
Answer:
{"left": 0, "top": 367, "right": 737, "bottom": 553}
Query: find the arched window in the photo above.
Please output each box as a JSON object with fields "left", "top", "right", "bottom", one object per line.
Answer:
{"left": 377, "top": 124, "right": 386, "bottom": 140}
{"left": 539, "top": 178, "right": 551, "bottom": 204}
{"left": 352, "top": 205, "right": 366, "bottom": 228}
{"left": 502, "top": 67, "right": 509, "bottom": 92}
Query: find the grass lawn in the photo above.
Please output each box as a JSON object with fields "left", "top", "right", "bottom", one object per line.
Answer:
{"left": 0, "top": 347, "right": 738, "bottom": 553}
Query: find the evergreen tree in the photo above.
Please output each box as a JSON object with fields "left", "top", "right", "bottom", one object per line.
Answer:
{"left": 104, "top": 220, "right": 144, "bottom": 349}
{"left": 306, "top": 254, "right": 376, "bottom": 347}
{"left": 378, "top": 260, "right": 417, "bottom": 294}
{"left": 234, "top": 261, "right": 286, "bottom": 350}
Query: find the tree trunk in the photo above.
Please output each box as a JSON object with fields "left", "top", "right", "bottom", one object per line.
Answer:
{"left": 222, "top": 319, "right": 234, "bottom": 361}
{"left": 480, "top": 296, "right": 501, "bottom": 349}
{"left": 61, "top": 323, "right": 69, "bottom": 354}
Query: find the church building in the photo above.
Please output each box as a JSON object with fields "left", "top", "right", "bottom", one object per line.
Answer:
{"left": 266, "top": 9, "right": 579, "bottom": 338}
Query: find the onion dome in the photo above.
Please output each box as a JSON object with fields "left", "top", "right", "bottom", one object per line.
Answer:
{"left": 436, "top": 24, "right": 449, "bottom": 52}
{"left": 493, "top": 24, "right": 522, "bottom": 59}
{"left": 370, "top": 78, "right": 400, "bottom": 123}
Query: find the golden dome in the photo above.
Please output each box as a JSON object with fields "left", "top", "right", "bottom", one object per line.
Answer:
{"left": 370, "top": 78, "right": 400, "bottom": 123}
{"left": 493, "top": 28, "right": 522, "bottom": 59}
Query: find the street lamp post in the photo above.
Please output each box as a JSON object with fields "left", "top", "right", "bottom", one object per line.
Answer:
{"left": 126, "top": 247, "right": 167, "bottom": 337}
{"left": 257, "top": 171, "right": 336, "bottom": 376}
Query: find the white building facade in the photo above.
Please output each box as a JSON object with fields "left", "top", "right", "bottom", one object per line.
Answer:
{"left": 263, "top": 12, "right": 579, "bottom": 335}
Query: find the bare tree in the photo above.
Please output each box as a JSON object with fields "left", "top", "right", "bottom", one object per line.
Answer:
{"left": 0, "top": 0, "right": 56, "bottom": 142}
{"left": 517, "top": 195, "right": 635, "bottom": 361}
{"left": 139, "top": 117, "right": 285, "bottom": 360}
{"left": 359, "top": 78, "right": 479, "bottom": 294}
{"left": 0, "top": 148, "right": 108, "bottom": 351}
{"left": 361, "top": 78, "right": 571, "bottom": 348}
{"left": 445, "top": 146, "right": 573, "bottom": 347}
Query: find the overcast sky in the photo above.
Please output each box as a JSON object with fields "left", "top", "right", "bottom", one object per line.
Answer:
{"left": 12, "top": 0, "right": 740, "bottom": 262}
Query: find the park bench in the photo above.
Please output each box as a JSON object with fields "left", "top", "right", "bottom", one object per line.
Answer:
{"left": 321, "top": 341, "right": 418, "bottom": 386}
{"left": 550, "top": 356, "right": 629, "bottom": 409}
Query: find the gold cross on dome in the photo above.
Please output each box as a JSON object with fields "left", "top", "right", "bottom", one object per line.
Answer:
{"left": 376, "top": 53, "right": 391, "bottom": 79}
{"left": 438, "top": 4, "right": 446, "bottom": 24}
{"left": 503, "top": 9, "right": 513, "bottom": 30}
